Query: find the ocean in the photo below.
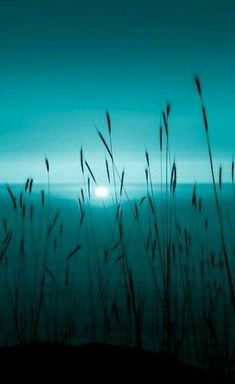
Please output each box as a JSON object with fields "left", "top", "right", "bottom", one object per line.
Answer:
{"left": 0, "top": 182, "right": 234, "bottom": 366}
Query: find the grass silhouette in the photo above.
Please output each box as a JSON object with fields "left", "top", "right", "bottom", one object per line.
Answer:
{"left": 0, "top": 77, "right": 234, "bottom": 382}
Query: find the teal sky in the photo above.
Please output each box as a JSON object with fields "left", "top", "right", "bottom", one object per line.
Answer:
{"left": 1, "top": 0, "right": 235, "bottom": 183}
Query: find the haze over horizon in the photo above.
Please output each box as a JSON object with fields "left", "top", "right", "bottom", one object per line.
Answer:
{"left": 1, "top": 0, "right": 235, "bottom": 184}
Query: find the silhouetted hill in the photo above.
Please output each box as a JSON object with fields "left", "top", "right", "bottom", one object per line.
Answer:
{"left": 0, "top": 342, "right": 230, "bottom": 383}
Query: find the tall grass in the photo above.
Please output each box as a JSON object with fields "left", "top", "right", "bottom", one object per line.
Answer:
{"left": 0, "top": 77, "right": 234, "bottom": 380}
{"left": 194, "top": 76, "right": 235, "bottom": 313}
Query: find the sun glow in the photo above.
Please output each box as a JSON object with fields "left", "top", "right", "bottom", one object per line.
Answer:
{"left": 94, "top": 186, "right": 109, "bottom": 198}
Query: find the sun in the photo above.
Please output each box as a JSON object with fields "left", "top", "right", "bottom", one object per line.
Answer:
{"left": 94, "top": 186, "right": 109, "bottom": 198}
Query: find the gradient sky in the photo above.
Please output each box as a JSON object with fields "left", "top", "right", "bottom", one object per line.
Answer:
{"left": 1, "top": 0, "right": 235, "bottom": 183}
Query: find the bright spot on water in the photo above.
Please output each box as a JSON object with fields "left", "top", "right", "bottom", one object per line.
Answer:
{"left": 94, "top": 186, "right": 109, "bottom": 198}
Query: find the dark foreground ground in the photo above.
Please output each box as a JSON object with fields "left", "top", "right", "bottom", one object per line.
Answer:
{"left": 0, "top": 342, "right": 232, "bottom": 383}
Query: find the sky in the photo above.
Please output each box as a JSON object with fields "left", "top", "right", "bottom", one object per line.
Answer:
{"left": 0, "top": 0, "right": 235, "bottom": 183}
